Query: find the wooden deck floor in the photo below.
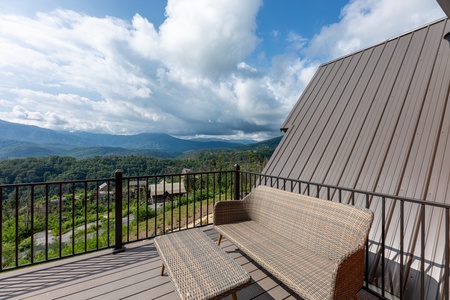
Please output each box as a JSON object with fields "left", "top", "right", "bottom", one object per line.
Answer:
{"left": 0, "top": 226, "right": 380, "bottom": 300}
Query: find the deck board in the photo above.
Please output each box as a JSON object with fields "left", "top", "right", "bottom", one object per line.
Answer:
{"left": 0, "top": 226, "right": 379, "bottom": 300}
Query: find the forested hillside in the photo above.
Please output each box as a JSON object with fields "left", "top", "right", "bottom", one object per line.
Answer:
{"left": 0, "top": 149, "right": 272, "bottom": 185}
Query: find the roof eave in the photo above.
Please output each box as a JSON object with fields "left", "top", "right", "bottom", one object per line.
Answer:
{"left": 437, "top": 0, "right": 450, "bottom": 18}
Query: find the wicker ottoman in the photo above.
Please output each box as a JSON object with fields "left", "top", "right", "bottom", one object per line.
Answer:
{"left": 154, "top": 229, "right": 251, "bottom": 300}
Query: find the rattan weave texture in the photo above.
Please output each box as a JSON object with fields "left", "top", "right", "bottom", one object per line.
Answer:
{"left": 214, "top": 185, "right": 374, "bottom": 300}
{"left": 154, "top": 229, "right": 251, "bottom": 300}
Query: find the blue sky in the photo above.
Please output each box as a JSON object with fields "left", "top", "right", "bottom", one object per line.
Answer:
{"left": 0, "top": 0, "right": 445, "bottom": 141}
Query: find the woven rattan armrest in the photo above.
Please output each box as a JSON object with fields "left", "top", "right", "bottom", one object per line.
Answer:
{"left": 213, "top": 200, "right": 250, "bottom": 225}
{"left": 332, "top": 247, "right": 365, "bottom": 300}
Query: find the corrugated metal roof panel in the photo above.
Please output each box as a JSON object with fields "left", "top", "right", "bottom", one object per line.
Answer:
{"left": 263, "top": 18, "right": 450, "bottom": 298}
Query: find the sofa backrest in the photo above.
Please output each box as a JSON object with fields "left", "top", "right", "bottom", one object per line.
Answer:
{"left": 243, "top": 185, "right": 373, "bottom": 261}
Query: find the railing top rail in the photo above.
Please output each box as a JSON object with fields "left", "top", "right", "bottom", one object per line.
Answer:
{"left": 241, "top": 171, "right": 450, "bottom": 210}
{"left": 0, "top": 177, "right": 115, "bottom": 188}
{"left": 122, "top": 169, "right": 234, "bottom": 180}
{"left": 0, "top": 170, "right": 235, "bottom": 189}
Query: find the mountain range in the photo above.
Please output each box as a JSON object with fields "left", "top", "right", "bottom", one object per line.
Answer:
{"left": 0, "top": 120, "right": 281, "bottom": 159}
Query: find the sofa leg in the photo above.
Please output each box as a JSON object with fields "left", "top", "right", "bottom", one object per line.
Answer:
{"left": 232, "top": 292, "right": 237, "bottom": 300}
{"left": 352, "top": 295, "right": 358, "bottom": 300}
{"left": 217, "top": 234, "right": 222, "bottom": 246}
{"left": 160, "top": 263, "right": 165, "bottom": 276}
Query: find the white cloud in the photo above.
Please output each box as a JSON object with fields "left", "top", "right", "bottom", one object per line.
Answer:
{"left": 286, "top": 32, "right": 308, "bottom": 51}
{"left": 158, "top": 0, "right": 261, "bottom": 80}
{"left": 307, "top": 0, "right": 444, "bottom": 60}
{"left": 0, "top": 0, "right": 291, "bottom": 139}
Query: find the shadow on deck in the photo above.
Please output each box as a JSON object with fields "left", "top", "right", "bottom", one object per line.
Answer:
{"left": 0, "top": 226, "right": 379, "bottom": 300}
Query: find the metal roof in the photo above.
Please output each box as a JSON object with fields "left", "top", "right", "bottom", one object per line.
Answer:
{"left": 263, "top": 18, "right": 450, "bottom": 298}
{"left": 149, "top": 180, "right": 186, "bottom": 197}
{"left": 438, "top": 0, "right": 450, "bottom": 19}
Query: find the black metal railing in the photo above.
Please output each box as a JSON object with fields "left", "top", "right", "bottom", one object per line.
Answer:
{"left": 240, "top": 171, "right": 450, "bottom": 300}
{"left": 0, "top": 168, "right": 237, "bottom": 271}
{"left": 1, "top": 166, "right": 449, "bottom": 299}
{"left": 0, "top": 177, "right": 116, "bottom": 269}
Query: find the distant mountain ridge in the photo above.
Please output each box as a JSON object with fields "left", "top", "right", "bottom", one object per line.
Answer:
{"left": 69, "top": 131, "right": 239, "bottom": 152}
{"left": 0, "top": 120, "right": 281, "bottom": 160}
{"left": 0, "top": 120, "right": 93, "bottom": 147}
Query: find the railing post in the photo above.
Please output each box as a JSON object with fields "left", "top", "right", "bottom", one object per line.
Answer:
{"left": 113, "top": 170, "right": 125, "bottom": 253}
{"left": 234, "top": 164, "right": 240, "bottom": 200}
{"left": 0, "top": 186, "right": 2, "bottom": 272}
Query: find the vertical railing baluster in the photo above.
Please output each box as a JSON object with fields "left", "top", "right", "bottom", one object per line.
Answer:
{"left": 420, "top": 204, "right": 425, "bottom": 300}
{"left": 445, "top": 208, "right": 449, "bottom": 300}
{"left": 199, "top": 174, "right": 203, "bottom": 227}
{"left": 0, "top": 186, "right": 3, "bottom": 271}
{"left": 178, "top": 175, "right": 182, "bottom": 230}
{"left": 234, "top": 165, "right": 240, "bottom": 200}
{"left": 400, "top": 200, "right": 404, "bottom": 299}
{"left": 230, "top": 171, "right": 233, "bottom": 199}
{"left": 30, "top": 185, "right": 34, "bottom": 264}
{"left": 107, "top": 180, "right": 111, "bottom": 246}
{"left": 171, "top": 175, "right": 174, "bottom": 232}
{"left": 206, "top": 174, "right": 209, "bottom": 225}
{"left": 154, "top": 180, "right": 158, "bottom": 235}
{"left": 162, "top": 177, "right": 166, "bottom": 232}
{"left": 137, "top": 179, "right": 140, "bottom": 239}
{"left": 15, "top": 186, "right": 18, "bottom": 266}
{"left": 85, "top": 182, "right": 88, "bottom": 252}
{"left": 218, "top": 172, "right": 222, "bottom": 202}
{"left": 71, "top": 182, "right": 75, "bottom": 255}
{"left": 381, "top": 197, "right": 386, "bottom": 298}
{"left": 185, "top": 175, "right": 189, "bottom": 230}
{"left": 59, "top": 184, "right": 62, "bottom": 258}
{"left": 125, "top": 179, "right": 131, "bottom": 243}
{"left": 113, "top": 170, "right": 125, "bottom": 253}
{"left": 365, "top": 193, "right": 369, "bottom": 290}
{"left": 96, "top": 181, "right": 99, "bottom": 249}
{"left": 145, "top": 178, "right": 149, "bottom": 238}
{"left": 45, "top": 184, "right": 49, "bottom": 261}
{"left": 193, "top": 174, "right": 196, "bottom": 228}
{"left": 246, "top": 172, "right": 249, "bottom": 193}
{"left": 224, "top": 172, "right": 227, "bottom": 200}
{"left": 212, "top": 173, "right": 216, "bottom": 212}
{"left": 230, "top": 171, "right": 232, "bottom": 198}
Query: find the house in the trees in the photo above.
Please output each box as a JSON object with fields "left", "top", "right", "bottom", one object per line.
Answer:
{"left": 149, "top": 180, "right": 187, "bottom": 203}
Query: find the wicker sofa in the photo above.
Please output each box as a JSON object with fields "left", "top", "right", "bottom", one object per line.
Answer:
{"left": 213, "top": 185, "right": 373, "bottom": 300}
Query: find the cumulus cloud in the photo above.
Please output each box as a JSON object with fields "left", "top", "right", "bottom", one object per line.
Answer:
{"left": 158, "top": 0, "right": 261, "bottom": 79}
{"left": 0, "top": 0, "right": 444, "bottom": 141}
{"left": 307, "top": 0, "right": 444, "bottom": 60}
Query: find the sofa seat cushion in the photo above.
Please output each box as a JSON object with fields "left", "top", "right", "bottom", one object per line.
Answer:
{"left": 215, "top": 221, "right": 339, "bottom": 300}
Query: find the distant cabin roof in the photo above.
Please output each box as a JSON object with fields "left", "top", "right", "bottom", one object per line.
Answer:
{"left": 149, "top": 180, "right": 186, "bottom": 197}
{"left": 263, "top": 17, "right": 450, "bottom": 298}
